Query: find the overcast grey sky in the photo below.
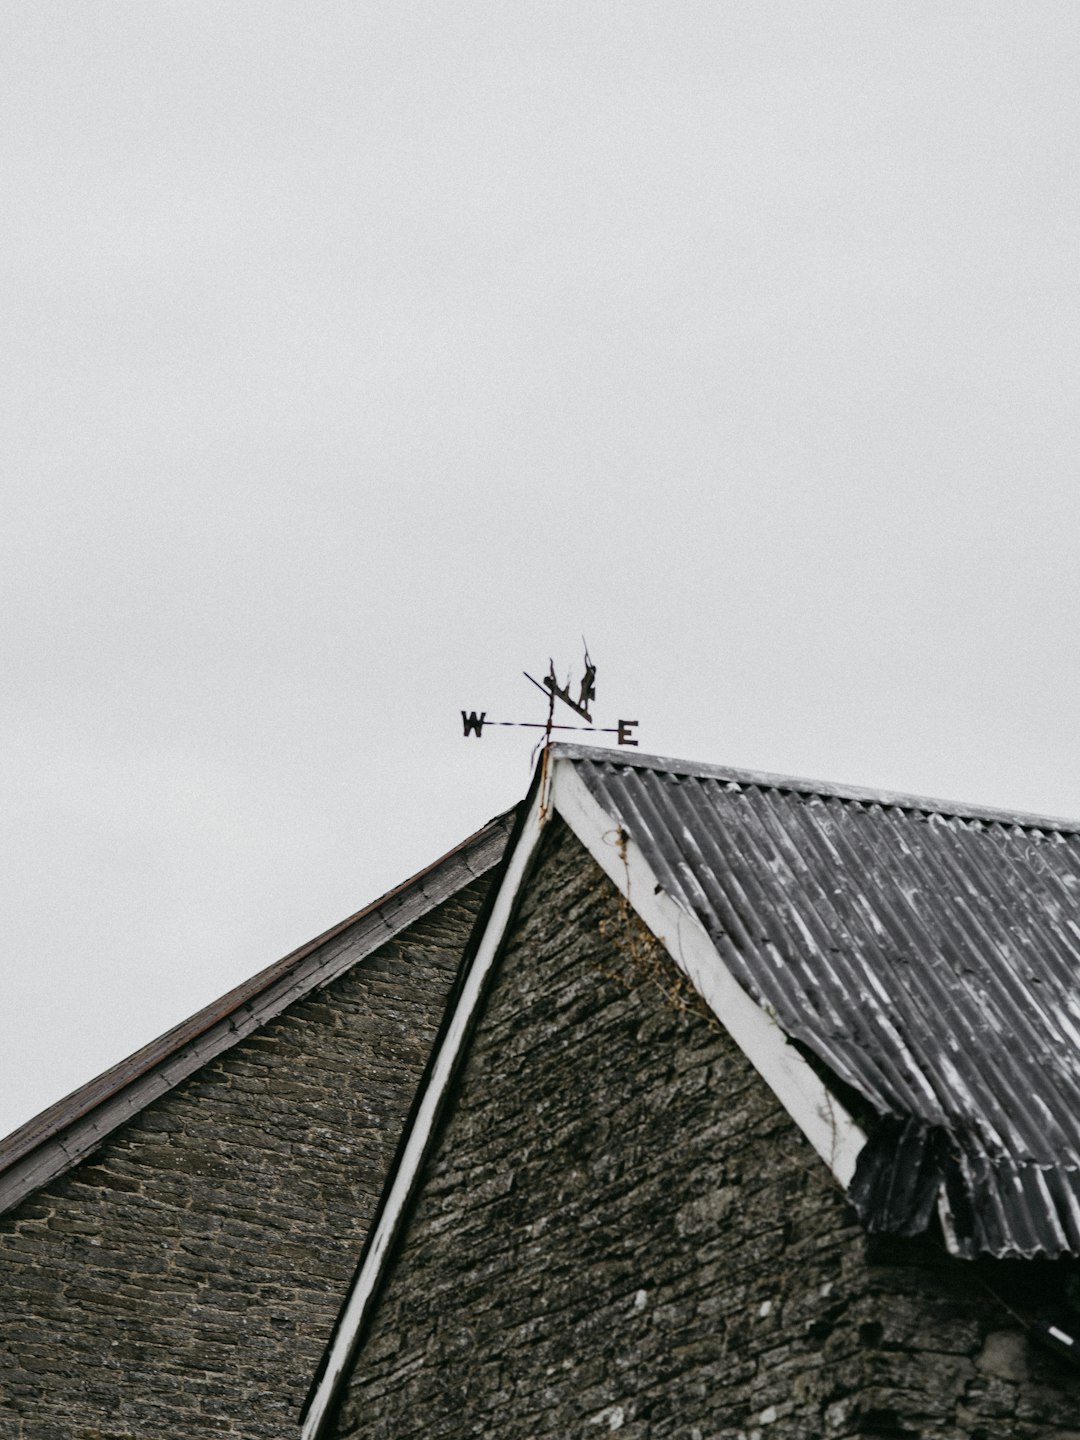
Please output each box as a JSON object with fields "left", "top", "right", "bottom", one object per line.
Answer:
{"left": 3, "top": 2, "right": 1080, "bottom": 1139}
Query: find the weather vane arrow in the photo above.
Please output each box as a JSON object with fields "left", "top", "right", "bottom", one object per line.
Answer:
{"left": 460, "top": 641, "right": 638, "bottom": 749}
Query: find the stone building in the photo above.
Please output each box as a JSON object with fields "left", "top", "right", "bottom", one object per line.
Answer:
{"left": 8, "top": 743, "right": 1080, "bottom": 1440}
{"left": 0, "top": 809, "right": 513, "bottom": 1438}
{"left": 304, "top": 746, "right": 1080, "bottom": 1440}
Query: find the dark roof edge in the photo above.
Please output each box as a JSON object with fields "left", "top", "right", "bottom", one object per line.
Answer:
{"left": 550, "top": 743, "right": 1080, "bottom": 834}
{"left": 0, "top": 809, "right": 516, "bottom": 1218}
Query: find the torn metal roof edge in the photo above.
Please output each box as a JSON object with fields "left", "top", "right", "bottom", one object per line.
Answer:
{"left": 0, "top": 806, "right": 518, "bottom": 1212}
{"left": 567, "top": 748, "right": 1080, "bottom": 1258}
{"left": 548, "top": 743, "right": 1080, "bottom": 834}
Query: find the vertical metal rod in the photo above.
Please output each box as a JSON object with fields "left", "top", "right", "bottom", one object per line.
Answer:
{"left": 538, "top": 684, "right": 556, "bottom": 818}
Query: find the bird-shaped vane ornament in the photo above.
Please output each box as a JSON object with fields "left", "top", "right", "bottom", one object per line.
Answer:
{"left": 461, "top": 641, "right": 638, "bottom": 750}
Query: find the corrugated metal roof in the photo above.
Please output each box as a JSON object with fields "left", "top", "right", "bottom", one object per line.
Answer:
{"left": 0, "top": 809, "right": 516, "bottom": 1217}
{"left": 558, "top": 745, "right": 1080, "bottom": 1259}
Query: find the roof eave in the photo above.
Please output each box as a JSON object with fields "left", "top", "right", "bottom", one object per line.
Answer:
{"left": 0, "top": 810, "right": 516, "bottom": 1218}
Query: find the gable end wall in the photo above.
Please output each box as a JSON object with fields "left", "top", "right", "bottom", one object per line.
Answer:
{"left": 332, "top": 821, "right": 1080, "bottom": 1440}
{"left": 0, "top": 876, "right": 492, "bottom": 1440}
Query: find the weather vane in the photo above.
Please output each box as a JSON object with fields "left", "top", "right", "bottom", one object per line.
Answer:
{"left": 461, "top": 641, "right": 638, "bottom": 751}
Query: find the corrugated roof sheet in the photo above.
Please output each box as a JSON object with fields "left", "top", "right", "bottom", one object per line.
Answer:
{"left": 559, "top": 745, "right": 1080, "bottom": 1259}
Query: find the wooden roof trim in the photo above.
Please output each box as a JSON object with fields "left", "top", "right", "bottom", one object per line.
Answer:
{"left": 0, "top": 810, "right": 515, "bottom": 1218}
{"left": 550, "top": 760, "right": 867, "bottom": 1187}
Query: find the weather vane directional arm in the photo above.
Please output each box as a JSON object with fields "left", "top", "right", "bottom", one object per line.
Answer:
{"left": 460, "top": 641, "right": 638, "bottom": 749}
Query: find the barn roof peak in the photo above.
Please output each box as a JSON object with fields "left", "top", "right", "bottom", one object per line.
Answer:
{"left": 304, "top": 744, "right": 1080, "bottom": 1434}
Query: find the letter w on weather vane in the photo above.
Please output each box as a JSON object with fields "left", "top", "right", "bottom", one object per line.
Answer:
{"left": 461, "top": 641, "right": 638, "bottom": 752}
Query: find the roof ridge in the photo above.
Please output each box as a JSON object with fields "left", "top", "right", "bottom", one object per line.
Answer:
{"left": 549, "top": 743, "right": 1080, "bottom": 834}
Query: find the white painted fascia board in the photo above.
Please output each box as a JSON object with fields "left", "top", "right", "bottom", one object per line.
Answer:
{"left": 937, "top": 1184, "right": 963, "bottom": 1256}
{"left": 302, "top": 784, "right": 548, "bottom": 1440}
{"left": 550, "top": 759, "right": 867, "bottom": 1189}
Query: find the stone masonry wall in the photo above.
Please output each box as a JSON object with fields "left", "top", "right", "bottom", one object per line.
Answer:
{"left": 333, "top": 821, "right": 1080, "bottom": 1440}
{"left": 0, "top": 876, "right": 491, "bottom": 1440}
